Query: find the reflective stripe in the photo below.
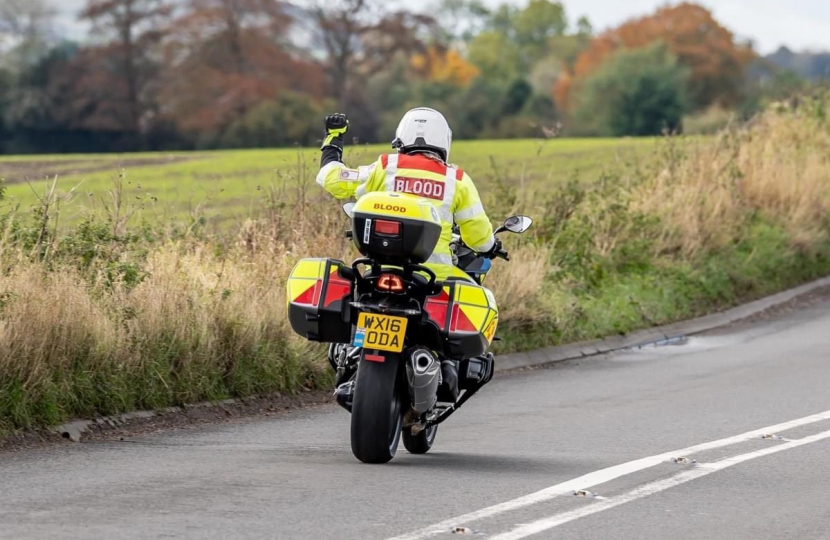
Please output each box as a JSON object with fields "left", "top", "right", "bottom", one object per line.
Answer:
{"left": 385, "top": 153, "right": 399, "bottom": 192}
{"left": 358, "top": 163, "right": 376, "bottom": 181}
{"left": 316, "top": 161, "right": 345, "bottom": 186}
{"left": 357, "top": 158, "right": 387, "bottom": 199}
{"left": 470, "top": 236, "right": 496, "bottom": 254}
{"left": 440, "top": 166, "right": 457, "bottom": 223}
{"left": 455, "top": 202, "right": 484, "bottom": 222}
{"left": 426, "top": 253, "right": 454, "bottom": 266}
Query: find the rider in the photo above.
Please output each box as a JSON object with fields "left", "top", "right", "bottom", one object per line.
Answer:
{"left": 316, "top": 107, "right": 501, "bottom": 400}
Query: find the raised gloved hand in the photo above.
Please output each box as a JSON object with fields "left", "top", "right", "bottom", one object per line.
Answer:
{"left": 322, "top": 113, "right": 349, "bottom": 148}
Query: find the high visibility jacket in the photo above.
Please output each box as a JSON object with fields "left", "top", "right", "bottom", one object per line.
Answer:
{"left": 316, "top": 153, "right": 495, "bottom": 280}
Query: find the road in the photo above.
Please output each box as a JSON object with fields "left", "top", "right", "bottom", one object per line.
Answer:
{"left": 2, "top": 299, "right": 830, "bottom": 540}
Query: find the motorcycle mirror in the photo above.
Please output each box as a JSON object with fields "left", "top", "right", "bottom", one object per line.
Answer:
{"left": 342, "top": 202, "right": 356, "bottom": 218}
{"left": 502, "top": 215, "right": 533, "bottom": 234}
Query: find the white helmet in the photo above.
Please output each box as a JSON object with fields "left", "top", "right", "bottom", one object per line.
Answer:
{"left": 392, "top": 107, "right": 453, "bottom": 163}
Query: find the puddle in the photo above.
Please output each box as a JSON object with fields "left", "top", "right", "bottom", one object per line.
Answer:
{"left": 634, "top": 336, "right": 689, "bottom": 348}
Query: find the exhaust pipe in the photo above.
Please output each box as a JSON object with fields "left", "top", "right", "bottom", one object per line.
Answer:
{"left": 406, "top": 349, "right": 440, "bottom": 414}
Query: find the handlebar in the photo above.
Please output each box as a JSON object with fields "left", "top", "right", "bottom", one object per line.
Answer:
{"left": 493, "top": 248, "right": 510, "bottom": 262}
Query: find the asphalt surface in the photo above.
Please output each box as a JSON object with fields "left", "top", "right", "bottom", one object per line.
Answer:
{"left": 2, "top": 299, "right": 830, "bottom": 540}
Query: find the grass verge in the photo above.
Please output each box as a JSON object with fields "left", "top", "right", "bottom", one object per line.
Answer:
{"left": 0, "top": 94, "right": 828, "bottom": 433}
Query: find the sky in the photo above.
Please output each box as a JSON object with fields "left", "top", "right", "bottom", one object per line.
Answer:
{"left": 54, "top": 0, "right": 830, "bottom": 54}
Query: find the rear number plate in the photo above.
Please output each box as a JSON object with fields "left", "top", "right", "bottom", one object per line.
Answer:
{"left": 353, "top": 313, "right": 407, "bottom": 353}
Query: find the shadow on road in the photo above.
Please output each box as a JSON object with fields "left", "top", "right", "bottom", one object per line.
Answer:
{"left": 386, "top": 451, "right": 596, "bottom": 474}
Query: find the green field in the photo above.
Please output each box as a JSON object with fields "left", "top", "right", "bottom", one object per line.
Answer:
{"left": 1, "top": 100, "right": 829, "bottom": 433}
{"left": 0, "top": 138, "right": 655, "bottom": 227}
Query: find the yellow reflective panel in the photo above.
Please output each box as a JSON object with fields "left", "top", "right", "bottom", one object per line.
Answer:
{"left": 287, "top": 277, "right": 316, "bottom": 303}
{"left": 459, "top": 304, "right": 490, "bottom": 332}
{"left": 290, "top": 258, "right": 326, "bottom": 280}
{"left": 483, "top": 316, "right": 499, "bottom": 344}
{"left": 287, "top": 258, "right": 328, "bottom": 304}
{"left": 456, "top": 282, "right": 488, "bottom": 307}
{"left": 483, "top": 309, "right": 497, "bottom": 329}
{"left": 483, "top": 287, "right": 497, "bottom": 309}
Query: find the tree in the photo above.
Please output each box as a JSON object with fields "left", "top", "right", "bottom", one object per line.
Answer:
{"left": 0, "top": 0, "right": 56, "bottom": 73}
{"left": 160, "top": 0, "right": 322, "bottom": 139}
{"left": 311, "top": 0, "right": 435, "bottom": 104}
{"left": 575, "top": 43, "right": 688, "bottom": 136}
{"left": 310, "top": 1, "right": 437, "bottom": 142}
{"left": 575, "top": 16, "right": 592, "bottom": 37}
{"left": 474, "top": 0, "right": 568, "bottom": 72}
{"left": 4, "top": 42, "right": 73, "bottom": 133}
{"left": 765, "top": 47, "right": 830, "bottom": 81}
{"left": 511, "top": 0, "right": 567, "bottom": 52}
{"left": 467, "top": 31, "right": 521, "bottom": 84}
{"left": 220, "top": 92, "right": 324, "bottom": 148}
{"left": 503, "top": 78, "right": 532, "bottom": 115}
{"left": 432, "top": 0, "right": 491, "bottom": 45}
{"left": 310, "top": 0, "right": 373, "bottom": 103}
{"left": 411, "top": 46, "right": 479, "bottom": 87}
{"left": 360, "top": 11, "right": 437, "bottom": 74}
{"left": 0, "top": 0, "right": 58, "bottom": 151}
{"left": 559, "top": 3, "right": 754, "bottom": 111}
{"left": 79, "top": 0, "right": 174, "bottom": 135}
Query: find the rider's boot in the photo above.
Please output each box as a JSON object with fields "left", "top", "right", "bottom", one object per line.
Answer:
{"left": 437, "top": 360, "right": 460, "bottom": 403}
{"left": 328, "top": 344, "right": 359, "bottom": 386}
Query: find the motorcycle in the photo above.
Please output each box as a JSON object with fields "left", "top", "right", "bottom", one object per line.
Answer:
{"left": 286, "top": 191, "right": 532, "bottom": 463}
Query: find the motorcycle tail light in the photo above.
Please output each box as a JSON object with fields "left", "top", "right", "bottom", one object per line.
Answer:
{"left": 377, "top": 274, "right": 405, "bottom": 292}
{"left": 374, "top": 219, "right": 401, "bottom": 236}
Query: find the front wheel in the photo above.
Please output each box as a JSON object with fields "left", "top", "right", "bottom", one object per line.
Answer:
{"left": 350, "top": 353, "right": 403, "bottom": 464}
{"left": 403, "top": 424, "right": 438, "bottom": 454}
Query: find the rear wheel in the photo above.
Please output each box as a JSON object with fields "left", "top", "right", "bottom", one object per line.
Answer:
{"left": 350, "top": 353, "right": 403, "bottom": 464}
{"left": 403, "top": 424, "right": 438, "bottom": 454}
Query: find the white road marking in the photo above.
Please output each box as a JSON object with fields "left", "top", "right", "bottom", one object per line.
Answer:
{"left": 386, "top": 409, "right": 830, "bottom": 540}
{"left": 489, "top": 428, "right": 830, "bottom": 540}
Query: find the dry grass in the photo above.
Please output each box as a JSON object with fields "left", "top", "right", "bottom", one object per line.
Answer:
{"left": 635, "top": 136, "right": 745, "bottom": 257}
{"left": 2, "top": 94, "right": 830, "bottom": 430}
{"left": 0, "top": 193, "right": 354, "bottom": 428}
{"left": 636, "top": 97, "right": 830, "bottom": 258}
{"left": 486, "top": 244, "right": 552, "bottom": 326}
{"left": 737, "top": 110, "right": 830, "bottom": 250}
{"left": 0, "top": 246, "right": 320, "bottom": 428}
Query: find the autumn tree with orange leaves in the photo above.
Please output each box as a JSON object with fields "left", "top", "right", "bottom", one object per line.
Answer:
{"left": 555, "top": 3, "right": 754, "bottom": 112}
{"left": 160, "top": 0, "right": 324, "bottom": 139}
{"left": 411, "top": 47, "right": 480, "bottom": 87}
{"left": 1, "top": 0, "right": 807, "bottom": 152}
{"left": 75, "top": 0, "right": 173, "bottom": 135}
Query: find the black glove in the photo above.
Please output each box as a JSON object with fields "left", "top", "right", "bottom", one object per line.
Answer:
{"left": 322, "top": 113, "right": 349, "bottom": 147}
{"left": 483, "top": 237, "right": 503, "bottom": 259}
{"left": 321, "top": 113, "right": 349, "bottom": 166}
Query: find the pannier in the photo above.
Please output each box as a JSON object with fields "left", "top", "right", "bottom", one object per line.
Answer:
{"left": 423, "top": 280, "right": 499, "bottom": 359}
{"left": 287, "top": 258, "right": 353, "bottom": 343}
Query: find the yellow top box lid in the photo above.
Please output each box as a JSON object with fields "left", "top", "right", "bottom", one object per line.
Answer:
{"left": 353, "top": 192, "right": 441, "bottom": 224}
